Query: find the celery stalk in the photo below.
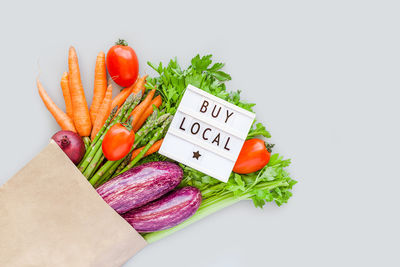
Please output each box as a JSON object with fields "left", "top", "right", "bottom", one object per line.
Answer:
{"left": 143, "top": 180, "right": 288, "bottom": 243}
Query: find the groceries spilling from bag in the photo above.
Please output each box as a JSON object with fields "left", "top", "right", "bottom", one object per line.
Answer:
{"left": 36, "top": 40, "right": 297, "bottom": 243}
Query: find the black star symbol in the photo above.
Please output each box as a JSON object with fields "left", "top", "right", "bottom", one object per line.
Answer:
{"left": 192, "top": 150, "right": 201, "bottom": 160}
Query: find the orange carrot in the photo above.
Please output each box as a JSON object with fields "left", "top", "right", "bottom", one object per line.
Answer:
{"left": 91, "top": 84, "right": 113, "bottom": 140}
{"left": 68, "top": 46, "right": 92, "bottom": 136}
{"left": 131, "top": 139, "right": 164, "bottom": 160}
{"left": 90, "top": 51, "right": 107, "bottom": 124}
{"left": 60, "top": 72, "right": 73, "bottom": 119}
{"left": 37, "top": 79, "right": 76, "bottom": 132}
{"left": 131, "top": 74, "right": 148, "bottom": 95}
{"left": 110, "top": 74, "right": 148, "bottom": 110}
{"left": 130, "top": 89, "right": 156, "bottom": 128}
{"left": 133, "top": 95, "right": 162, "bottom": 132}
{"left": 111, "top": 78, "right": 138, "bottom": 110}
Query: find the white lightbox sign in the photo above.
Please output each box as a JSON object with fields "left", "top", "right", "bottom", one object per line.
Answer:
{"left": 159, "top": 85, "right": 255, "bottom": 182}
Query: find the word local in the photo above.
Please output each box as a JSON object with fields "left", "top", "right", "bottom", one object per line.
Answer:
{"left": 179, "top": 100, "right": 235, "bottom": 151}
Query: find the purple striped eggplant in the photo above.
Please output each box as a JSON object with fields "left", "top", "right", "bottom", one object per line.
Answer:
{"left": 122, "top": 186, "right": 202, "bottom": 233}
{"left": 96, "top": 161, "right": 183, "bottom": 214}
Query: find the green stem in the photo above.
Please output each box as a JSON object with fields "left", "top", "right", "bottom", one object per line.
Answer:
{"left": 116, "top": 39, "right": 128, "bottom": 46}
{"left": 83, "top": 147, "right": 104, "bottom": 178}
{"left": 113, "top": 151, "right": 133, "bottom": 176}
{"left": 113, "top": 94, "right": 135, "bottom": 123}
{"left": 91, "top": 106, "right": 118, "bottom": 145}
{"left": 78, "top": 137, "right": 92, "bottom": 168}
{"left": 83, "top": 137, "right": 91, "bottom": 150}
{"left": 92, "top": 155, "right": 105, "bottom": 177}
{"left": 121, "top": 92, "right": 142, "bottom": 124}
{"left": 196, "top": 183, "right": 225, "bottom": 199}
{"left": 94, "top": 160, "right": 121, "bottom": 187}
{"left": 79, "top": 137, "right": 103, "bottom": 172}
{"left": 118, "top": 147, "right": 147, "bottom": 175}
{"left": 117, "top": 137, "right": 156, "bottom": 175}
{"left": 89, "top": 159, "right": 119, "bottom": 185}
{"left": 78, "top": 149, "right": 90, "bottom": 169}
{"left": 96, "top": 158, "right": 124, "bottom": 186}
{"left": 143, "top": 193, "right": 243, "bottom": 244}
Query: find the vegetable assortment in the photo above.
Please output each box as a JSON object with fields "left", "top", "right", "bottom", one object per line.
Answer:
{"left": 37, "top": 40, "right": 296, "bottom": 244}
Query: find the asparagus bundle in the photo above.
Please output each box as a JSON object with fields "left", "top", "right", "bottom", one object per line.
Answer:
{"left": 75, "top": 88, "right": 171, "bottom": 188}
{"left": 89, "top": 112, "right": 171, "bottom": 187}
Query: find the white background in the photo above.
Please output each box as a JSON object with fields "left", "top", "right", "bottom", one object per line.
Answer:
{"left": 0, "top": 1, "right": 399, "bottom": 266}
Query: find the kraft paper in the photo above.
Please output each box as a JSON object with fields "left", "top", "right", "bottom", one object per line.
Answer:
{"left": 0, "top": 141, "right": 147, "bottom": 267}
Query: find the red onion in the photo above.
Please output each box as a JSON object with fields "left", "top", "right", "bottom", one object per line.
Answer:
{"left": 52, "top": 131, "right": 86, "bottom": 165}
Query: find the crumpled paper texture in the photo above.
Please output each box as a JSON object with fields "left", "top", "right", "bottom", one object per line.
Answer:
{"left": 0, "top": 140, "right": 147, "bottom": 267}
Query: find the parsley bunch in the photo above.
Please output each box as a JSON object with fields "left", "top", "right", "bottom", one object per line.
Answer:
{"left": 142, "top": 55, "right": 297, "bottom": 243}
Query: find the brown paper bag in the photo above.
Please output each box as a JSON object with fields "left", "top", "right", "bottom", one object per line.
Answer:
{"left": 0, "top": 140, "right": 147, "bottom": 267}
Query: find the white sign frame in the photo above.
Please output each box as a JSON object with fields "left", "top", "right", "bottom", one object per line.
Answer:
{"left": 159, "top": 85, "right": 255, "bottom": 182}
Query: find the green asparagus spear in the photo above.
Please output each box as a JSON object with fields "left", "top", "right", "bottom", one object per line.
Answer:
{"left": 94, "top": 160, "right": 121, "bottom": 187}
{"left": 88, "top": 155, "right": 104, "bottom": 180}
{"left": 83, "top": 137, "right": 91, "bottom": 150}
{"left": 113, "top": 92, "right": 141, "bottom": 124}
{"left": 114, "top": 151, "right": 133, "bottom": 175}
{"left": 89, "top": 112, "right": 161, "bottom": 186}
{"left": 80, "top": 94, "right": 140, "bottom": 174}
{"left": 121, "top": 92, "right": 142, "bottom": 123}
{"left": 83, "top": 147, "right": 105, "bottom": 178}
{"left": 91, "top": 106, "right": 118, "bottom": 145}
{"left": 117, "top": 115, "right": 172, "bottom": 175}
{"left": 78, "top": 106, "right": 118, "bottom": 169}
{"left": 79, "top": 130, "right": 107, "bottom": 172}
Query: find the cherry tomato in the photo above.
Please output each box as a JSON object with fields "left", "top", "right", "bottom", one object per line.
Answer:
{"left": 233, "top": 138, "right": 272, "bottom": 174}
{"left": 106, "top": 39, "right": 139, "bottom": 87}
{"left": 102, "top": 123, "right": 135, "bottom": 161}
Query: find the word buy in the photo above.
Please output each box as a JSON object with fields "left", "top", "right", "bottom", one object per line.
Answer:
{"left": 178, "top": 99, "right": 235, "bottom": 151}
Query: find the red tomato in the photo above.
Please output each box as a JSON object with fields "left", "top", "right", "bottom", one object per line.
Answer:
{"left": 233, "top": 138, "right": 272, "bottom": 174}
{"left": 106, "top": 39, "right": 139, "bottom": 87}
{"left": 102, "top": 123, "right": 135, "bottom": 161}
